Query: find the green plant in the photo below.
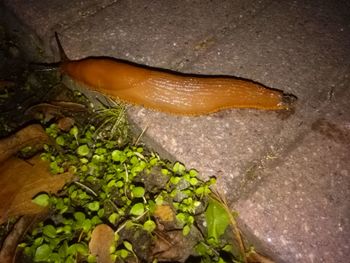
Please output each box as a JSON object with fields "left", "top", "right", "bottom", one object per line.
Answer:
{"left": 93, "top": 99, "right": 129, "bottom": 144}
{"left": 195, "top": 192, "right": 248, "bottom": 263}
{"left": 20, "top": 122, "right": 223, "bottom": 262}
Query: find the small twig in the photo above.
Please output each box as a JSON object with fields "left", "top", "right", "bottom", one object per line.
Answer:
{"left": 123, "top": 164, "right": 130, "bottom": 200}
{"left": 115, "top": 210, "right": 148, "bottom": 234}
{"left": 109, "top": 107, "right": 126, "bottom": 140}
{"left": 153, "top": 231, "right": 173, "bottom": 247}
{"left": 74, "top": 181, "right": 98, "bottom": 197}
{"left": 133, "top": 123, "right": 149, "bottom": 146}
{"left": 134, "top": 152, "right": 146, "bottom": 161}
{"left": 94, "top": 116, "right": 114, "bottom": 137}
{"left": 77, "top": 230, "right": 84, "bottom": 243}
{"left": 107, "top": 199, "right": 119, "bottom": 212}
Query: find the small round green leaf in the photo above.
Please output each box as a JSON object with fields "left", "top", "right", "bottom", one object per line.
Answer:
{"left": 70, "top": 126, "right": 79, "bottom": 137}
{"left": 75, "top": 243, "right": 88, "bottom": 255}
{"left": 33, "top": 237, "right": 44, "bottom": 247}
{"left": 87, "top": 201, "right": 100, "bottom": 211}
{"left": 74, "top": 211, "right": 86, "bottom": 222}
{"left": 161, "top": 168, "right": 169, "bottom": 175}
{"left": 97, "top": 209, "right": 105, "bottom": 218}
{"left": 189, "top": 177, "right": 198, "bottom": 186}
{"left": 195, "top": 186, "right": 204, "bottom": 195}
{"left": 111, "top": 150, "right": 123, "bottom": 162}
{"left": 143, "top": 220, "right": 156, "bottom": 232}
{"left": 173, "top": 162, "right": 186, "bottom": 174}
{"left": 119, "top": 249, "right": 129, "bottom": 259}
{"left": 77, "top": 145, "right": 90, "bottom": 156}
{"left": 108, "top": 213, "right": 119, "bottom": 224}
{"left": 32, "top": 194, "right": 50, "bottom": 207}
{"left": 130, "top": 203, "right": 144, "bottom": 216}
{"left": 87, "top": 254, "right": 97, "bottom": 263}
{"left": 176, "top": 213, "right": 186, "bottom": 223}
{"left": 43, "top": 225, "right": 56, "bottom": 238}
{"left": 132, "top": 186, "right": 145, "bottom": 198}
{"left": 182, "top": 224, "right": 191, "bottom": 236}
{"left": 189, "top": 169, "right": 198, "bottom": 177}
{"left": 49, "top": 253, "right": 61, "bottom": 262}
{"left": 116, "top": 180, "right": 124, "bottom": 188}
{"left": 170, "top": 176, "right": 181, "bottom": 185}
{"left": 82, "top": 219, "right": 92, "bottom": 232}
{"left": 56, "top": 136, "right": 65, "bottom": 146}
{"left": 34, "top": 244, "right": 52, "bottom": 262}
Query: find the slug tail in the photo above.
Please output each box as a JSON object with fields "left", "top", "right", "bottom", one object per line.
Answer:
{"left": 55, "top": 32, "right": 69, "bottom": 62}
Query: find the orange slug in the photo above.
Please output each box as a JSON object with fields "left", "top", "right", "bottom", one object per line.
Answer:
{"left": 56, "top": 34, "right": 296, "bottom": 116}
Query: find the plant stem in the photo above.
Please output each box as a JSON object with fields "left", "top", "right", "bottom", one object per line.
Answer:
{"left": 74, "top": 181, "right": 98, "bottom": 197}
{"left": 210, "top": 190, "right": 247, "bottom": 263}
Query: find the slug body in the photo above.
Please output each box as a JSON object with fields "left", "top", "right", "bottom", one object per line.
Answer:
{"left": 60, "top": 58, "right": 295, "bottom": 115}
{"left": 55, "top": 31, "right": 295, "bottom": 116}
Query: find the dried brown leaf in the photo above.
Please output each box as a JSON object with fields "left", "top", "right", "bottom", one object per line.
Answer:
{"left": 57, "top": 117, "right": 75, "bottom": 131}
{"left": 154, "top": 205, "right": 174, "bottom": 222}
{"left": 25, "top": 102, "right": 86, "bottom": 122}
{"left": 0, "top": 124, "right": 49, "bottom": 164}
{"left": 151, "top": 230, "right": 191, "bottom": 262}
{"left": 89, "top": 224, "right": 115, "bottom": 263}
{"left": 0, "top": 155, "right": 72, "bottom": 224}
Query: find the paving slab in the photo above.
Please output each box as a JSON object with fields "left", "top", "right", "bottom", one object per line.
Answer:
{"left": 52, "top": 0, "right": 271, "bottom": 67}
{"left": 2, "top": 0, "right": 118, "bottom": 57}
{"left": 235, "top": 83, "right": 350, "bottom": 263}
{"left": 192, "top": 0, "right": 350, "bottom": 108}
{"left": 1, "top": 0, "right": 350, "bottom": 262}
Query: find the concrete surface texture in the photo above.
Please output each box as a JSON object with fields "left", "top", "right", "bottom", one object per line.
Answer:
{"left": 1, "top": 0, "right": 350, "bottom": 262}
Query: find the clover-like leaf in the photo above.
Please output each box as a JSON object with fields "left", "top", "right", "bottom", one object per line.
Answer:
{"left": 130, "top": 203, "right": 144, "bottom": 216}
{"left": 132, "top": 186, "right": 145, "bottom": 198}
{"left": 56, "top": 136, "right": 65, "bottom": 146}
{"left": 34, "top": 244, "right": 52, "bottom": 262}
{"left": 108, "top": 213, "right": 119, "bottom": 224}
{"left": 143, "top": 220, "right": 156, "bottom": 232}
{"left": 182, "top": 224, "right": 191, "bottom": 236}
{"left": 32, "top": 193, "right": 50, "bottom": 207}
{"left": 74, "top": 211, "right": 86, "bottom": 222}
{"left": 87, "top": 201, "right": 100, "bottom": 211}
{"left": 173, "top": 162, "right": 186, "bottom": 174}
{"left": 43, "top": 225, "right": 56, "bottom": 238}
{"left": 77, "top": 144, "right": 90, "bottom": 156}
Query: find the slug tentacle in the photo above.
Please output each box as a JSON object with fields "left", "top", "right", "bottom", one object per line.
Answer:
{"left": 55, "top": 32, "right": 69, "bottom": 62}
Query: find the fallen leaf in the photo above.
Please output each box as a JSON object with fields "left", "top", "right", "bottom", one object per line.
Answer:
{"left": 0, "top": 155, "right": 72, "bottom": 224}
{"left": 25, "top": 102, "right": 86, "bottom": 122}
{"left": 51, "top": 101, "right": 87, "bottom": 111}
{"left": 89, "top": 224, "right": 115, "bottom": 263}
{"left": 0, "top": 124, "right": 49, "bottom": 164}
{"left": 154, "top": 205, "right": 174, "bottom": 222}
{"left": 57, "top": 117, "right": 75, "bottom": 131}
{"left": 151, "top": 229, "right": 193, "bottom": 262}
